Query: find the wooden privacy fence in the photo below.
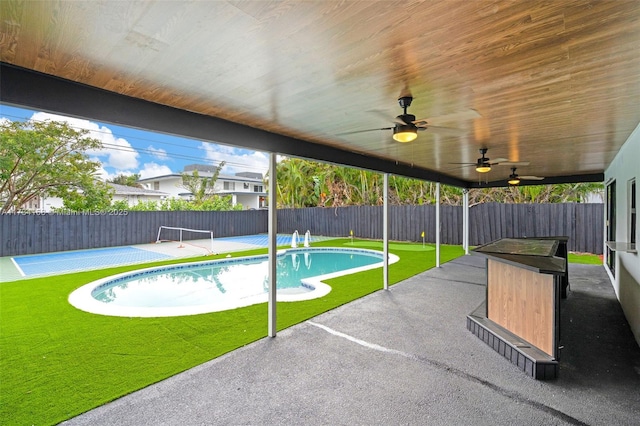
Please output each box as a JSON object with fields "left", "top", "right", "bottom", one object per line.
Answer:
{"left": 277, "top": 205, "right": 462, "bottom": 246}
{"left": 0, "top": 210, "right": 267, "bottom": 257}
{"left": 277, "top": 203, "right": 603, "bottom": 254}
{"left": 0, "top": 203, "right": 603, "bottom": 257}
{"left": 467, "top": 203, "right": 603, "bottom": 253}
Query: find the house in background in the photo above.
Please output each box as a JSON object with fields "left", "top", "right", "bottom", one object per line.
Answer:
{"left": 110, "top": 183, "right": 169, "bottom": 207}
{"left": 137, "top": 164, "right": 266, "bottom": 210}
{"left": 19, "top": 183, "right": 168, "bottom": 212}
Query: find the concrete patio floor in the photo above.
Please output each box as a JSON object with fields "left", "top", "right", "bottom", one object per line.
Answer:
{"left": 63, "top": 255, "right": 640, "bottom": 425}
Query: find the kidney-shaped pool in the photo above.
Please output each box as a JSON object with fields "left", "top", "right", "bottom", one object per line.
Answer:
{"left": 68, "top": 247, "right": 399, "bottom": 317}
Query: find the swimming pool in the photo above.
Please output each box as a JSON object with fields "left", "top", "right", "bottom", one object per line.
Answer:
{"left": 69, "top": 248, "right": 399, "bottom": 317}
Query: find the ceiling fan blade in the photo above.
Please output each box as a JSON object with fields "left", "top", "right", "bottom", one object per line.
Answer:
{"left": 489, "top": 157, "right": 509, "bottom": 164}
{"left": 494, "top": 160, "right": 530, "bottom": 166}
{"left": 520, "top": 176, "right": 544, "bottom": 180}
{"left": 366, "top": 109, "right": 400, "bottom": 124}
{"left": 414, "top": 109, "right": 481, "bottom": 126}
{"left": 337, "top": 127, "right": 393, "bottom": 136}
{"left": 418, "top": 125, "right": 466, "bottom": 136}
{"left": 446, "top": 164, "right": 475, "bottom": 171}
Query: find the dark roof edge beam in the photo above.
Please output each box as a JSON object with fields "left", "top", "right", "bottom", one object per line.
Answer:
{"left": 0, "top": 63, "right": 469, "bottom": 188}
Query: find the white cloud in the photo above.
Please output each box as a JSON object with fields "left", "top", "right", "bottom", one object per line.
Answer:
{"left": 30, "top": 112, "right": 140, "bottom": 171}
{"left": 138, "top": 162, "right": 174, "bottom": 179}
{"left": 198, "top": 142, "right": 269, "bottom": 176}
{"left": 94, "top": 165, "right": 117, "bottom": 182}
{"left": 146, "top": 145, "right": 169, "bottom": 160}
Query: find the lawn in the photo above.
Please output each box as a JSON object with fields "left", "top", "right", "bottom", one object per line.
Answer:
{"left": 0, "top": 239, "right": 464, "bottom": 425}
{"left": 568, "top": 252, "right": 602, "bottom": 265}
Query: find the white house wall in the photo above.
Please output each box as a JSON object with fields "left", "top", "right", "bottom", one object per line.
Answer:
{"left": 604, "top": 121, "right": 640, "bottom": 346}
{"left": 236, "top": 193, "right": 259, "bottom": 210}
{"left": 140, "top": 175, "right": 264, "bottom": 210}
{"left": 149, "top": 177, "right": 184, "bottom": 198}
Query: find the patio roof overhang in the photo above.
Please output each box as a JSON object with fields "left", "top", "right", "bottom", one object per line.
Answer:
{"left": 3, "top": 1, "right": 638, "bottom": 189}
{"left": 1, "top": 63, "right": 468, "bottom": 188}
{"left": 0, "top": 63, "right": 604, "bottom": 188}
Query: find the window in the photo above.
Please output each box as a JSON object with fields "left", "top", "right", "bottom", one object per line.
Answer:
{"left": 223, "top": 181, "right": 235, "bottom": 191}
{"left": 153, "top": 181, "right": 159, "bottom": 190}
{"left": 606, "top": 180, "right": 616, "bottom": 275}
{"left": 243, "top": 183, "right": 249, "bottom": 189}
{"left": 253, "top": 185, "right": 263, "bottom": 192}
{"left": 630, "top": 179, "right": 636, "bottom": 245}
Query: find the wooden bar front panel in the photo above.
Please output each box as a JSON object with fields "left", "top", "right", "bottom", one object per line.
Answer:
{"left": 487, "top": 259, "right": 555, "bottom": 356}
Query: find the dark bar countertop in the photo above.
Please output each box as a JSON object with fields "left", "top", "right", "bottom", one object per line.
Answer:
{"left": 472, "top": 238, "right": 566, "bottom": 275}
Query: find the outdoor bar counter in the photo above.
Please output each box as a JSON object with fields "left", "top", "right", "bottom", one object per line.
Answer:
{"left": 467, "top": 237, "right": 568, "bottom": 379}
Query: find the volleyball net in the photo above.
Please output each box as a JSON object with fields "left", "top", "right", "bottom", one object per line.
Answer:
{"left": 155, "top": 226, "right": 214, "bottom": 254}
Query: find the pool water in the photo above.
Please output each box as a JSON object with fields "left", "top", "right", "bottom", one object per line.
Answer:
{"left": 69, "top": 248, "right": 399, "bottom": 317}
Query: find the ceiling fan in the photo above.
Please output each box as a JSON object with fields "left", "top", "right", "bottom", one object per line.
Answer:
{"left": 452, "top": 148, "right": 530, "bottom": 173}
{"left": 339, "top": 96, "right": 480, "bottom": 143}
{"left": 507, "top": 167, "right": 544, "bottom": 185}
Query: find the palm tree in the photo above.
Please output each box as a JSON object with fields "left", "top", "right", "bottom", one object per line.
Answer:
{"left": 274, "top": 158, "right": 603, "bottom": 208}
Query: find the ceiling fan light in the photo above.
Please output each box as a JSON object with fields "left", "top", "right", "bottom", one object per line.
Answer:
{"left": 508, "top": 177, "right": 521, "bottom": 185}
{"left": 475, "top": 164, "right": 491, "bottom": 173}
{"left": 392, "top": 125, "right": 418, "bottom": 143}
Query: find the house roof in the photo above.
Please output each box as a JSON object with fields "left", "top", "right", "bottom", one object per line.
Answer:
{"left": 137, "top": 173, "right": 264, "bottom": 183}
{"left": 136, "top": 174, "right": 183, "bottom": 183}
{"left": 109, "top": 183, "right": 168, "bottom": 196}
{"left": 2, "top": 1, "right": 639, "bottom": 187}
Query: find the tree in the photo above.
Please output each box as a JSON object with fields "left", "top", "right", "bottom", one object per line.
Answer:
{"left": 111, "top": 196, "right": 242, "bottom": 211}
{"left": 108, "top": 173, "right": 142, "bottom": 188}
{"left": 274, "top": 157, "right": 604, "bottom": 207}
{"left": 0, "top": 119, "right": 110, "bottom": 213}
{"left": 179, "top": 162, "right": 225, "bottom": 204}
{"left": 58, "top": 178, "right": 114, "bottom": 211}
{"left": 275, "top": 157, "right": 453, "bottom": 208}
{"left": 468, "top": 182, "right": 604, "bottom": 206}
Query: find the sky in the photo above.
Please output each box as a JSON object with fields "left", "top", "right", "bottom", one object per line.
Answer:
{"left": 0, "top": 104, "right": 270, "bottom": 181}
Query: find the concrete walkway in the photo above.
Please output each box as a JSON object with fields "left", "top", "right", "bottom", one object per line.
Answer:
{"left": 63, "top": 256, "right": 640, "bottom": 425}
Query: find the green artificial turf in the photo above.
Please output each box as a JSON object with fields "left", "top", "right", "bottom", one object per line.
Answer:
{"left": 568, "top": 252, "right": 602, "bottom": 265}
{"left": 344, "top": 240, "right": 435, "bottom": 251}
{"left": 0, "top": 239, "right": 463, "bottom": 425}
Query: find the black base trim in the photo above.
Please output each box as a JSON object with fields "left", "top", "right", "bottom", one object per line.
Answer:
{"left": 467, "top": 303, "right": 559, "bottom": 380}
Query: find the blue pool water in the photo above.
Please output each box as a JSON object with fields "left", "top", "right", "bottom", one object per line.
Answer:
{"left": 69, "top": 248, "right": 398, "bottom": 317}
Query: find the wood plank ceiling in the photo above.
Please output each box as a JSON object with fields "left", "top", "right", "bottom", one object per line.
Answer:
{"left": 1, "top": 0, "right": 639, "bottom": 187}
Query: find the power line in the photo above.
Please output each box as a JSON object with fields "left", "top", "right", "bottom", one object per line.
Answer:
{"left": 0, "top": 110, "right": 267, "bottom": 171}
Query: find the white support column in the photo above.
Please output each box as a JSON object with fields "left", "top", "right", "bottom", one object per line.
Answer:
{"left": 463, "top": 188, "right": 470, "bottom": 255}
{"left": 267, "top": 152, "right": 277, "bottom": 338}
{"left": 436, "top": 182, "right": 441, "bottom": 268}
{"left": 383, "top": 173, "right": 389, "bottom": 290}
